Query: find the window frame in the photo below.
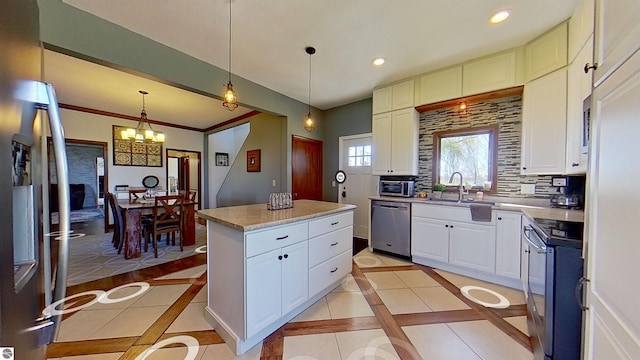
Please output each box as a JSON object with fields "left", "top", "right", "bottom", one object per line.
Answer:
{"left": 432, "top": 125, "right": 498, "bottom": 194}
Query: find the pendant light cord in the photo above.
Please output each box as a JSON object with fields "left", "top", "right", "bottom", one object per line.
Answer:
{"left": 308, "top": 52, "right": 312, "bottom": 114}
{"left": 228, "top": 0, "right": 232, "bottom": 83}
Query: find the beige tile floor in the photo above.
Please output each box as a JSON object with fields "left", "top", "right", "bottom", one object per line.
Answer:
{"left": 48, "top": 248, "right": 532, "bottom": 360}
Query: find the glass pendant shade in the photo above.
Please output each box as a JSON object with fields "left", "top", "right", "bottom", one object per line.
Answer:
{"left": 223, "top": 82, "right": 238, "bottom": 111}
{"left": 304, "top": 112, "right": 315, "bottom": 132}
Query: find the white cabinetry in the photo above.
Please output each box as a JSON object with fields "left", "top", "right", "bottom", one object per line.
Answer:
{"left": 246, "top": 240, "right": 308, "bottom": 337}
{"left": 205, "top": 208, "right": 354, "bottom": 355}
{"left": 462, "top": 51, "right": 519, "bottom": 96}
{"left": 525, "top": 23, "right": 568, "bottom": 81}
{"left": 495, "top": 211, "right": 522, "bottom": 280}
{"left": 449, "top": 221, "right": 496, "bottom": 273}
{"left": 566, "top": 37, "right": 593, "bottom": 174}
{"left": 372, "top": 108, "right": 419, "bottom": 175}
{"left": 372, "top": 80, "right": 415, "bottom": 114}
{"left": 521, "top": 68, "right": 568, "bottom": 175}
{"left": 419, "top": 67, "right": 463, "bottom": 104}
{"left": 568, "top": 0, "right": 595, "bottom": 63}
{"left": 411, "top": 204, "right": 520, "bottom": 288}
{"left": 308, "top": 212, "right": 353, "bottom": 297}
{"left": 592, "top": 0, "right": 640, "bottom": 86}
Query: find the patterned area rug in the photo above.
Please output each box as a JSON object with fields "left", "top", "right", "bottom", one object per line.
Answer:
{"left": 51, "top": 207, "right": 104, "bottom": 225}
{"left": 65, "top": 222, "right": 207, "bottom": 286}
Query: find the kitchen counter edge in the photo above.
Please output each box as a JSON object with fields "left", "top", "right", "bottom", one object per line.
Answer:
{"left": 198, "top": 199, "right": 357, "bottom": 232}
{"left": 369, "top": 196, "right": 584, "bottom": 223}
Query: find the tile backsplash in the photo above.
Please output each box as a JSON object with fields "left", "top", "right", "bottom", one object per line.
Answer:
{"left": 416, "top": 95, "right": 557, "bottom": 198}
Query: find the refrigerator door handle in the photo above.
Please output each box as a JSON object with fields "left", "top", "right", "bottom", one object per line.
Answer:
{"left": 43, "top": 83, "right": 70, "bottom": 341}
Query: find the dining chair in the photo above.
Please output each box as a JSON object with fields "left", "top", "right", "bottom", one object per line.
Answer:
{"left": 129, "top": 189, "right": 147, "bottom": 201}
{"left": 147, "top": 195, "right": 184, "bottom": 258}
{"left": 108, "top": 192, "right": 127, "bottom": 254}
{"left": 187, "top": 190, "right": 197, "bottom": 202}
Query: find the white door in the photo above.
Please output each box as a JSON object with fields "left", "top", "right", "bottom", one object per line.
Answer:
{"left": 339, "top": 134, "right": 376, "bottom": 239}
{"left": 583, "top": 48, "right": 640, "bottom": 359}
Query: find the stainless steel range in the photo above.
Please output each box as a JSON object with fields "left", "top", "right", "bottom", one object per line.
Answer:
{"left": 522, "top": 216, "right": 584, "bottom": 360}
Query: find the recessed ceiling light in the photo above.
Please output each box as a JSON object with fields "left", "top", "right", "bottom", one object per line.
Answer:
{"left": 372, "top": 57, "right": 385, "bottom": 66}
{"left": 490, "top": 10, "right": 511, "bottom": 24}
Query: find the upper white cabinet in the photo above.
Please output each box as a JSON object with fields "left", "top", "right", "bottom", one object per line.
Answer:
{"left": 462, "top": 51, "right": 519, "bottom": 96}
{"left": 568, "top": 0, "right": 595, "bottom": 62}
{"left": 525, "top": 23, "right": 568, "bottom": 82}
{"left": 566, "top": 36, "right": 593, "bottom": 174}
{"left": 521, "top": 68, "right": 568, "bottom": 175}
{"left": 372, "top": 80, "right": 415, "bottom": 114}
{"left": 372, "top": 108, "right": 419, "bottom": 175}
{"left": 592, "top": 0, "right": 640, "bottom": 86}
{"left": 419, "top": 66, "right": 463, "bottom": 104}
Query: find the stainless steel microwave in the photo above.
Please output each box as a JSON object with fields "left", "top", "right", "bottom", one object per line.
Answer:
{"left": 379, "top": 177, "right": 415, "bottom": 197}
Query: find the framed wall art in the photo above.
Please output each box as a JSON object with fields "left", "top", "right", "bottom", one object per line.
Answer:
{"left": 112, "top": 125, "right": 163, "bottom": 167}
{"left": 215, "top": 152, "right": 229, "bottom": 166}
{"left": 247, "top": 149, "right": 261, "bottom": 172}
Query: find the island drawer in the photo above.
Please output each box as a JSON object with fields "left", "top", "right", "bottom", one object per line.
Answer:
{"left": 245, "top": 222, "right": 308, "bottom": 258}
{"left": 309, "top": 211, "right": 353, "bottom": 238}
{"left": 309, "top": 249, "right": 352, "bottom": 298}
{"left": 308, "top": 226, "right": 353, "bottom": 268}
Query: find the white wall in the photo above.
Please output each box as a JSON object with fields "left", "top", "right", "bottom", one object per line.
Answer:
{"left": 57, "top": 108, "right": 204, "bottom": 192}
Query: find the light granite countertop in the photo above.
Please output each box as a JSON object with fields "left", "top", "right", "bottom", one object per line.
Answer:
{"left": 370, "top": 196, "right": 584, "bottom": 223}
{"left": 198, "top": 199, "right": 357, "bottom": 232}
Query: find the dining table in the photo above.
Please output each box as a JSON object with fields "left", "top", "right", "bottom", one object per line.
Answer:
{"left": 117, "top": 198, "right": 197, "bottom": 259}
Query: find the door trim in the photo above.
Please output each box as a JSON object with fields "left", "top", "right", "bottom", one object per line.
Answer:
{"left": 337, "top": 133, "right": 372, "bottom": 203}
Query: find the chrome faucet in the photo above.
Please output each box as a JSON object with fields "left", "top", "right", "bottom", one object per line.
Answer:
{"left": 449, "top": 172, "right": 464, "bottom": 202}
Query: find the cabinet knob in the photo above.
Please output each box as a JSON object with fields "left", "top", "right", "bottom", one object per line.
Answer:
{"left": 522, "top": 167, "right": 527, "bottom": 170}
{"left": 283, "top": 254, "right": 289, "bottom": 259}
{"left": 572, "top": 163, "right": 579, "bottom": 167}
{"left": 445, "top": 224, "right": 449, "bottom": 228}
{"left": 498, "top": 217, "right": 502, "bottom": 220}
{"left": 584, "top": 62, "right": 598, "bottom": 74}
{"left": 278, "top": 255, "right": 283, "bottom": 260}
{"left": 450, "top": 225, "right": 454, "bottom": 228}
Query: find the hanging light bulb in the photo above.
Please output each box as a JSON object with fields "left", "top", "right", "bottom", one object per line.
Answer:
{"left": 222, "top": 0, "right": 238, "bottom": 111}
{"left": 304, "top": 46, "right": 316, "bottom": 132}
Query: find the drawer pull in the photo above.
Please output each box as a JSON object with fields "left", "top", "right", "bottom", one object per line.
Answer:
{"left": 330, "top": 267, "right": 338, "bottom": 273}
{"left": 330, "top": 242, "right": 339, "bottom": 246}
{"left": 276, "top": 235, "right": 289, "bottom": 240}
{"left": 331, "top": 221, "right": 339, "bottom": 226}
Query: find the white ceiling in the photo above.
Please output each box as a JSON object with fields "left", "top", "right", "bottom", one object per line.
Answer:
{"left": 48, "top": 0, "right": 580, "bottom": 130}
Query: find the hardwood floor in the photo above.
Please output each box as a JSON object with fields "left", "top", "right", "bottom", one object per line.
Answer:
{"left": 47, "top": 250, "right": 532, "bottom": 360}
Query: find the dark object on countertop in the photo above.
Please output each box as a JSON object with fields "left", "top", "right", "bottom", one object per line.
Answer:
{"left": 470, "top": 203, "right": 492, "bottom": 222}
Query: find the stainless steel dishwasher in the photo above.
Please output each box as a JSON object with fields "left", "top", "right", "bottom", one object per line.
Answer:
{"left": 371, "top": 200, "right": 411, "bottom": 258}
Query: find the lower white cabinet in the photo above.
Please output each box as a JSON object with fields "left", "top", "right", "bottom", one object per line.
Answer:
{"left": 449, "top": 221, "right": 496, "bottom": 273}
{"left": 495, "top": 211, "right": 522, "bottom": 279}
{"left": 411, "top": 203, "right": 522, "bottom": 289}
{"left": 246, "top": 237, "right": 308, "bottom": 338}
{"left": 411, "top": 217, "right": 450, "bottom": 262}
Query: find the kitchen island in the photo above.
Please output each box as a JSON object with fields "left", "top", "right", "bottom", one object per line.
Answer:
{"left": 197, "top": 200, "right": 356, "bottom": 355}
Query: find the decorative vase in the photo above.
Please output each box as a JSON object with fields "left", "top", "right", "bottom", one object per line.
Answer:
{"left": 432, "top": 191, "right": 443, "bottom": 199}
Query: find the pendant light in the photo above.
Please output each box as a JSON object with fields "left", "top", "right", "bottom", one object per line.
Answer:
{"left": 222, "top": 0, "right": 238, "bottom": 111}
{"left": 120, "top": 90, "right": 165, "bottom": 143}
{"left": 304, "top": 46, "right": 316, "bottom": 132}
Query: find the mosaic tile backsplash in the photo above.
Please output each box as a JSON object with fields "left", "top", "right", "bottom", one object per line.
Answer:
{"left": 416, "top": 95, "right": 558, "bottom": 198}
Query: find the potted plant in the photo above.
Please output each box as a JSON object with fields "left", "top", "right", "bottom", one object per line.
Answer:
{"left": 432, "top": 183, "right": 447, "bottom": 198}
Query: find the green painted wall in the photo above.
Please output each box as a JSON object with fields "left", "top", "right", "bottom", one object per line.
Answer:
{"left": 322, "top": 98, "right": 373, "bottom": 202}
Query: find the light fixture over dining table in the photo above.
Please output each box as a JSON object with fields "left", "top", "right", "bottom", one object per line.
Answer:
{"left": 120, "top": 90, "right": 165, "bottom": 143}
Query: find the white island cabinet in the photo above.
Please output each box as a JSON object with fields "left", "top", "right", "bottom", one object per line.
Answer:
{"left": 198, "top": 200, "right": 355, "bottom": 355}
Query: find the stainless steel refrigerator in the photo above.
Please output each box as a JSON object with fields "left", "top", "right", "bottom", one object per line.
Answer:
{"left": 1, "top": 1, "right": 71, "bottom": 359}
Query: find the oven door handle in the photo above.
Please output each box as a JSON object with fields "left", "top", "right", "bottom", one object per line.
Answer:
{"left": 523, "top": 225, "right": 547, "bottom": 254}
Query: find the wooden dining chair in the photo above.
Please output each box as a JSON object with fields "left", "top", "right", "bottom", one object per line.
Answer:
{"left": 147, "top": 195, "right": 184, "bottom": 258}
{"left": 129, "top": 189, "right": 147, "bottom": 201}
{"left": 107, "top": 192, "right": 128, "bottom": 254}
{"left": 187, "top": 190, "right": 197, "bottom": 202}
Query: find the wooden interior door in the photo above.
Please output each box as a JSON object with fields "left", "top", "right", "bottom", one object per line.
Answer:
{"left": 292, "top": 135, "right": 322, "bottom": 200}
{"left": 179, "top": 156, "right": 190, "bottom": 192}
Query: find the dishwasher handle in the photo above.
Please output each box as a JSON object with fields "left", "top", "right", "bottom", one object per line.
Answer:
{"left": 372, "top": 203, "right": 409, "bottom": 211}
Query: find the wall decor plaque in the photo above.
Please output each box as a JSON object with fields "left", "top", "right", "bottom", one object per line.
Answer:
{"left": 113, "top": 125, "right": 163, "bottom": 167}
{"left": 247, "top": 149, "right": 261, "bottom": 172}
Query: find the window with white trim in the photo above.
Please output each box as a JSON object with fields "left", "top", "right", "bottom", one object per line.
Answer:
{"left": 348, "top": 145, "right": 371, "bottom": 167}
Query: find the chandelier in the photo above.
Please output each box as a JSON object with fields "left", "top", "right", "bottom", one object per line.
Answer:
{"left": 304, "top": 46, "right": 316, "bottom": 132}
{"left": 222, "top": 0, "right": 238, "bottom": 111}
{"left": 121, "top": 90, "right": 165, "bottom": 143}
